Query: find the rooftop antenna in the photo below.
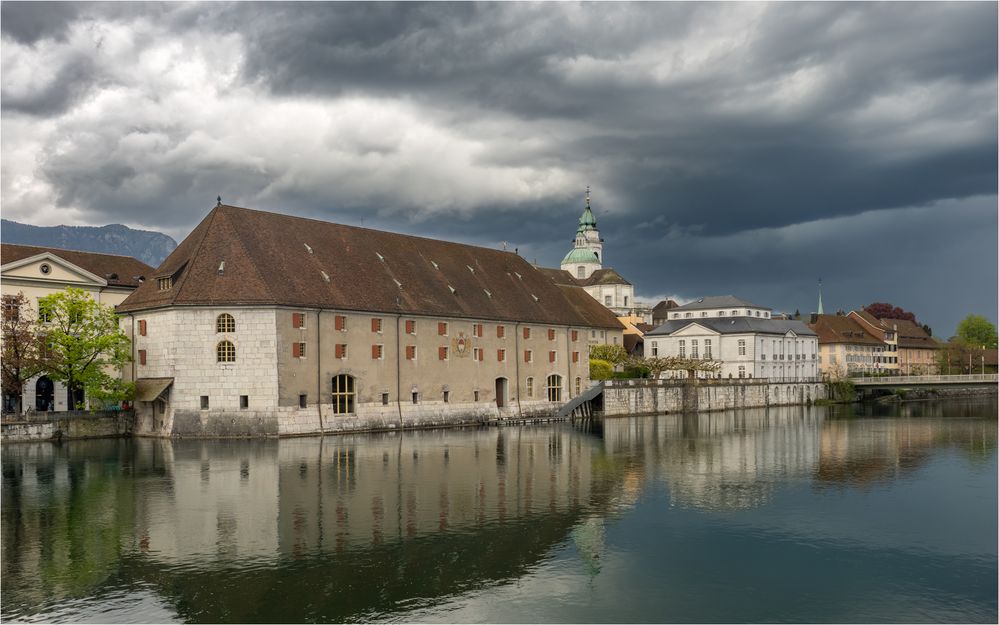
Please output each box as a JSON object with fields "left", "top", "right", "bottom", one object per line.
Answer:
{"left": 217, "top": 195, "right": 222, "bottom": 207}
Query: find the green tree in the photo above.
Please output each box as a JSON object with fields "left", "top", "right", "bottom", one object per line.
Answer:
{"left": 589, "top": 344, "right": 628, "bottom": 365}
{"left": 38, "top": 288, "right": 133, "bottom": 409}
{"left": 955, "top": 314, "right": 998, "bottom": 349}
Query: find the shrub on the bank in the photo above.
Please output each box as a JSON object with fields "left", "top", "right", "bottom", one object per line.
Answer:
{"left": 590, "top": 359, "right": 613, "bottom": 380}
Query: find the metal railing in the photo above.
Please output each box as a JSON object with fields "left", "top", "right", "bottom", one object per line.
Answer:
{"left": 852, "top": 374, "right": 998, "bottom": 385}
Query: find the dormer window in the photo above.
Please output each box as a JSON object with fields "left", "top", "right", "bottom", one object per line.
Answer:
{"left": 158, "top": 277, "right": 172, "bottom": 291}
{"left": 577, "top": 266, "right": 585, "bottom": 278}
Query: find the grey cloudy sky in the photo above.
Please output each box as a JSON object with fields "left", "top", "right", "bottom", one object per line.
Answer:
{"left": 2, "top": 1, "right": 996, "bottom": 336}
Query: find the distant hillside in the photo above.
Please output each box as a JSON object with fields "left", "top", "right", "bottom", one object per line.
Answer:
{"left": 1, "top": 219, "right": 176, "bottom": 268}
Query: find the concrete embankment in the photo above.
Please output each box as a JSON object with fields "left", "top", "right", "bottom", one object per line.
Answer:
{"left": 1, "top": 411, "right": 133, "bottom": 443}
{"left": 600, "top": 379, "right": 826, "bottom": 417}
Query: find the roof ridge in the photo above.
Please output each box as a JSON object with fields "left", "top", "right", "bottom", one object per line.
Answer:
{"left": 0, "top": 242, "right": 152, "bottom": 263}
{"left": 220, "top": 206, "right": 280, "bottom": 305}
{"left": 172, "top": 206, "right": 224, "bottom": 304}
{"left": 218, "top": 204, "right": 520, "bottom": 258}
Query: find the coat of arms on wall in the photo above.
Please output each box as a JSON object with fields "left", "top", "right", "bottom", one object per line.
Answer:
{"left": 452, "top": 332, "right": 471, "bottom": 357}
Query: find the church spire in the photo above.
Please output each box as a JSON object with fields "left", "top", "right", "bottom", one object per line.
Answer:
{"left": 577, "top": 186, "right": 597, "bottom": 233}
{"left": 817, "top": 278, "right": 825, "bottom": 315}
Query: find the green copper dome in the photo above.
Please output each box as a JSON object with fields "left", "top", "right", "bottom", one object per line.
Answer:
{"left": 577, "top": 206, "right": 597, "bottom": 233}
{"left": 561, "top": 248, "right": 600, "bottom": 265}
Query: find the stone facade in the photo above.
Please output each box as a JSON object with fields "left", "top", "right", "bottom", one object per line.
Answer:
{"left": 124, "top": 306, "right": 591, "bottom": 437}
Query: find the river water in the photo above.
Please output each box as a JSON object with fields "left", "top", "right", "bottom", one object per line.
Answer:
{"left": 2, "top": 398, "right": 996, "bottom": 623}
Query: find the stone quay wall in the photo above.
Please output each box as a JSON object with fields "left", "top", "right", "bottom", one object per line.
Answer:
{"left": 601, "top": 379, "right": 826, "bottom": 417}
{"left": 2, "top": 411, "right": 133, "bottom": 443}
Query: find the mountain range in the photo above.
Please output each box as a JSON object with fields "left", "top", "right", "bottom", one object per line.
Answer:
{"left": 1, "top": 219, "right": 176, "bottom": 268}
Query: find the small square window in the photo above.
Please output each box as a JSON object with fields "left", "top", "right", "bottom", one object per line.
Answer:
{"left": 299, "top": 394, "right": 307, "bottom": 408}
{"left": 240, "top": 395, "right": 249, "bottom": 409}
{"left": 200, "top": 396, "right": 209, "bottom": 410}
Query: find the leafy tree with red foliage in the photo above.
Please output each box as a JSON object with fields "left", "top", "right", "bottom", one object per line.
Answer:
{"left": 864, "top": 302, "right": 917, "bottom": 323}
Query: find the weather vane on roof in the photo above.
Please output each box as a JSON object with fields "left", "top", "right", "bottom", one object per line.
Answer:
{"left": 217, "top": 195, "right": 222, "bottom": 207}
{"left": 585, "top": 185, "right": 591, "bottom": 208}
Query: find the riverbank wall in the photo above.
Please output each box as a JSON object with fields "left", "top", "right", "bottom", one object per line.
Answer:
{"left": 1, "top": 410, "right": 133, "bottom": 443}
{"left": 601, "top": 379, "right": 826, "bottom": 417}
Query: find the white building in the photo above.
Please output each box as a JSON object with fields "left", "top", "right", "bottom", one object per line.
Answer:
{"left": 646, "top": 296, "right": 819, "bottom": 382}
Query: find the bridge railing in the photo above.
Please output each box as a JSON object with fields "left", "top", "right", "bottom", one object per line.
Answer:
{"left": 853, "top": 374, "right": 998, "bottom": 385}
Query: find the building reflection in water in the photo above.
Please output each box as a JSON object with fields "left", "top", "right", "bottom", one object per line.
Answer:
{"left": 1, "top": 400, "right": 995, "bottom": 623}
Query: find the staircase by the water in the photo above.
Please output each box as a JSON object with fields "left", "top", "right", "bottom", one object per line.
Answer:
{"left": 558, "top": 383, "right": 604, "bottom": 420}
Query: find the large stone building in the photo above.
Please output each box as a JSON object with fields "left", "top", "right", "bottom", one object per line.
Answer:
{"left": 847, "top": 310, "right": 900, "bottom": 374}
{"left": 645, "top": 295, "right": 819, "bottom": 381}
{"left": 116, "top": 203, "right": 624, "bottom": 437}
{"left": 0, "top": 243, "right": 152, "bottom": 412}
{"left": 555, "top": 190, "right": 638, "bottom": 317}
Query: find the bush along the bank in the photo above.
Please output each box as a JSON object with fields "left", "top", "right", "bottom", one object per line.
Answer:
{"left": 590, "top": 359, "right": 614, "bottom": 381}
{"left": 823, "top": 379, "right": 857, "bottom": 403}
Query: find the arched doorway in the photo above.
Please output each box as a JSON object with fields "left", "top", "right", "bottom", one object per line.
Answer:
{"left": 35, "top": 376, "right": 54, "bottom": 411}
{"left": 495, "top": 377, "right": 508, "bottom": 408}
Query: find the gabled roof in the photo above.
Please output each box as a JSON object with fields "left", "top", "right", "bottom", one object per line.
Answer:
{"left": 652, "top": 299, "right": 679, "bottom": 315}
{"left": 536, "top": 266, "right": 631, "bottom": 287}
{"left": 647, "top": 317, "right": 816, "bottom": 337}
{"left": 555, "top": 285, "right": 626, "bottom": 330}
{"left": 807, "top": 314, "right": 884, "bottom": 346}
{"left": 672, "top": 295, "right": 768, "bottom": 311}
{"left": 0, "top": 243, "right": 153, "bottom": 288}
{"left": 883, "top": 318, "right": 940, "bottom": 349}
{"left": 117, "top": 204, "right": 622, "bottom": 329}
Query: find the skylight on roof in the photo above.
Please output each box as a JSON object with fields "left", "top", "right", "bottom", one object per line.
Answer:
{"left": 448, "top": 285, "right": 456, "bottom": 294}
{"left": 531, "top": 294, "right": 539, "bottom": 302}
{"left": 304, "top": 243, "right": 313, "bottom": 254}
{"left": 393, "top": 279, "right": 403, "bottom": 289}
{"left": 466, "top": 265, "right": 475, "bottom": 274}
{"left": 484, "top": 289, "right": 492, "bottom": 298}
{"left": 514, "top": 272, "right": 522, "bottom": 280}
{"left": 376, "top": 252, "right": 385, "bottom": 262}
{"left": 321, "top": 270, "right": 330, "bottom": 283}
{"left": 431, "top": 261, "right": 439, "bottom": 270}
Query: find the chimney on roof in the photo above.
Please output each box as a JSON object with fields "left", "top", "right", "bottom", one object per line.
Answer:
{"left": 809, "top": 313, "right": 818, "bottom": 324}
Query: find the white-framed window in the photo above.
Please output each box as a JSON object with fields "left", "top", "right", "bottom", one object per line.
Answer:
{"left": 704, "top": 339, "right": 712, "bottom": 360}
{"left": 738, "top": 365, "right": 746, "bottom": 378}
{"left": 651, "top": 341, "right": 658, "bottom": 357}
{"left": 691, "top": 340, "right": 699, "bottom": 359}
{"left": 526, "top": 377, "right": 534, "bottom": 397}
{"left": 604, "top": 295, "right": 612, "bottom": 306}
{"left": 738, "top": 339, "right": 746, "bottom": 356}
{"left": 679, "top": 340, "right": 686, "bottom": 358}
{"left": 216, "top": 313, "right": 235, "bottom": 333}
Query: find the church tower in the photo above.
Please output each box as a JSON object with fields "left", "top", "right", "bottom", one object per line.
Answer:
{"left": 560, "top": 187, "right": 604, "bottom": 280}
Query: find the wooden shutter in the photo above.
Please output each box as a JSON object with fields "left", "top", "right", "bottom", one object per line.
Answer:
{"left": 524, "top": 350, "right": 530, "bottom": 363}
{"left": 372, "top": 344, "right": 380, "bottom": 359}
{"left": 138, "top": 320, "right": 147, "bottom": 336}
{"left": 138, "top": 349, "right": 146, "bottom": 365}
{"left": 571, "top": 330, "right": 578, "bottom": 342}
{"left": 497, "top": 349, "right": 505, "bottom": 362}
{"left": 406, "top": 345, "right": 415, "bottom": 360}
{"left": 548, "top": 328, "right": 555, "bottom": 340}
{"left": 572, "top": 351, "right": 579, "bottom": 363}
{"left": 335, "top": 344, "right": 345, "bottom": 359}
{"left": 439, "top": 346, "right": 447, "bottom": 360}
{"left": 497, "top": 325, "right": 505, "bottom": 338}
{"left": 405, "top": 319, "right": 415, "bottom": 334}
{"left": 438, "top": 322, "right": 447, "bottom": 335}
{"left": 292, "top": 342, "right": 301, "bottom": 358}
{"left": 523, "top": 327, "right": 530, "bottom": 339}
{"left": 549, "top": 351, "right": 556, "bottom": 363}
{"left": 335, "top": 315, "right": 345, "bottom": 331}
{"left": 293, "top": 313, "right": 304, "bottom": 328}
{"left": 371, "top": 318, "right": 381, "bottom": 332}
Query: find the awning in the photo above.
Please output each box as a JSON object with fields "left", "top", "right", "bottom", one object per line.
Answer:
{"left": 135, "top": 377, "right": 174, "bottom": 402}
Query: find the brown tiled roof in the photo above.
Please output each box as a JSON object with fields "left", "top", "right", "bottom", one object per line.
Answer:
{"left": 117, "top": 205, "right": 622, "bottom": 329}
{"left": 555, "top": 285, "right": 627, "bottom": 330}
{"left": 623, "top": 333, "right": 642, "bottom": 355}
{"left": 577, "top": 268, "right": 631, "bottom": 287}
{"left": 0, "top": 243, "right": 153, "bottom": 288}
{"left": 536, "top": 267, "right": 578, "bottom": 286}
{"left": 889, "top": 319, "right": 941, "bottom": 350}
{"left": 634, "top": 323, "right": 655, "bottom": 333}
{"left": 652, "top": 299, "right": 679, "bottom": 314}
{"left": 807, "top": 314, "right": 884, "bottom": 346}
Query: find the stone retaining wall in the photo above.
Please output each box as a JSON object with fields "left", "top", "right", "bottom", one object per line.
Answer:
{"left": 2, "top": 411, "right": 133, "bottom": 443}
{"left": 601, "top": 379, "right": 826, "bottom": 417}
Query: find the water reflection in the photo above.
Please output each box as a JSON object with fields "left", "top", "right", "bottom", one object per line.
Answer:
{"left": 2, "top": 399, "right": 996, "bottom": 623}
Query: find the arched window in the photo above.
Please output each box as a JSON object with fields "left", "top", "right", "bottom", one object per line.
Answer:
{"left": 217, "top": 341, "right": 236, "bottom": 363}
{"left": 575, "top": 377, "right": 581, "bottom": 395}
{"left": 332, "top": 374, "right": 355, "bottom": 415}
{"left": 216, "top": 313, "right": 235, "bottom": 333}
{"left": 526, "top": 377, "right": 534, "bottom": 398}
{"left": 546, "top": 374, "right": 562, "bottom": 402}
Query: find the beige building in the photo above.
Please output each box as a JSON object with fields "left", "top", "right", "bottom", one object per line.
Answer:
{"left": 117, "top": 203, "right": 624, "bottom": 437}
{"left": 808, "top": 314, "right": 887, "bottom": 379}
{"left": 1, "top": 244, "right": 152, "bottom": 412}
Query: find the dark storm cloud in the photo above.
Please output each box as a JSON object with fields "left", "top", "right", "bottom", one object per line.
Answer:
{"left": 1, "top": 2, "right": 996, "bottom": 334}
